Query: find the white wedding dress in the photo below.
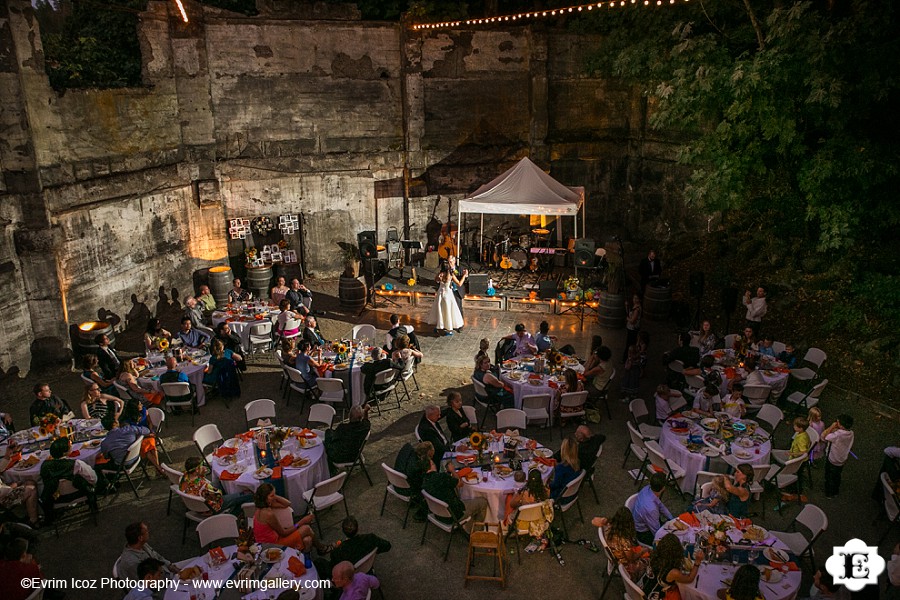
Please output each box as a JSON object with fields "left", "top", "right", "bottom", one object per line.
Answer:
{"left": 428, "top": 276, "right": 464, "bottom": 331}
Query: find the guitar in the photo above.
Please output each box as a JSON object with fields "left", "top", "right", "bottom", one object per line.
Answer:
{"left": 529, "top": 257, "right": 539, "bottom": 272}
{"left": 500, "top": 255, "right": 512, "bottom": 270}
{"left": 437, "top": 222, "right": 457, "bottom": 260}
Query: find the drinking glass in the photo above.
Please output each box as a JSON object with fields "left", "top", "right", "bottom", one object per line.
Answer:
{"left": 748, "top": 548, "right": 759, "bottom": 563}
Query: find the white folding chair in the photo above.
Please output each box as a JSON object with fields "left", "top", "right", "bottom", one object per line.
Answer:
{"left": 723, "top": 334, "right": 739, "bottom": 349}
{"left": 302, "top": 472, "right": 349, "bottom": 536}
{"left": 161, "top": 463, "right": 183, "bottom": 516}
{"left": 748, "top": 463, "right": 773, "bottom": 501}
{"left": 282, "top": 318, "right": 304, "bottom": 341}
{"left": 668, "top": 392, "right": 687, "bottom": 413}
{"left": 756, "top": 404, "right": 784, "bottom": 435}
{"left": 368, "top": 368, "right": 401, "bottom": 415}
{"left": 620, "top": 563, "right": 646, "bottom": 600}
{"left": 283, "top": 365, "right": 319, "bottom": 409}
{"left": 522, "top": 394, "right": 553, "bottom": 430}
{"left": 248, "top": 321, "right": 274, "bottom": 354}
{"left": 354, "top": 548, "right": 378, "bottom": 575}
{"left": 556, "top": 470, "right": 587, "bottom": 539}
{"left": 628, "top": 398, "right": 661, "bottom": 440}
{"left": 496, "top": 408, "right": 527, "bottom": 431}
{"left": 161, "top": 381, "right": 197, "bottom": 426}
{"left": 462, "top": 405, "right": 478, "bottom": 428}
{"left": 51, "top": 478, "right": 98, "bottom": 537}
{"left": 146, "top": 406, "right": 172, "bottom": 463}
{"left": 587, "top": 442, "right": 605, "bottom": 503}
{"left": 395, "top": 355, "right": 420, "bottom": 403}
{"left": 761, "top": 454, "right": 807, "bottom": 514}
{"left": 785, "top": 379, "right": 828, "bottom": 414}
{"left": 193, "top": 423, "right": 224, "bottom": 462}
{"left": 113, "top": 380, "right": 131, "bottom": 398}
{"left": 622, "top": 421, "right": 650, "bottom": 485}
{"left": 880, "top": 472, "right": 900, "bottom": 544}
{"left": 597, "top": 524, "right": 621, "bottom": 599}
{"left": 197, "top": 513, "right": 239, "bottom": 548}
{"left": 315, "top": 378, "right": 348, "bottom": 421}
{"left": 558, "top": 391, "right": 588, "bottom": 434}
{"left": 471, "top": 378, "right": 499, "bottom": 428}
{"left": 25, "top": 586, "right": 44, "bottom": 600}
{"left": 98, "top": 435, "right": 147, "bottom": 502}
{"left": 625, "top": 492, "right": 639, "bottom": 511}
{"left": 420, "top": 490, "right": 472, "bottom": 561}
{"left": 380, "top": 463, "right": 413, "bottom": 528}
{"left": 743, "top": 385, "right": 772, "bottom": 412}
{"left": 175, "top": 489, "right": 213, "bottom": 544}
{"left": 790, "top": 348, "right": 827, "bottom": 383}
{"left": 505, "top": 501, "right": 551, "bottom": 564}
{"left": 693, "top": 471, "right": 719, "bottom": 500}
{"left": 352, "top": 324, "right": 377, "bottom": 343}
{"left": 244, "top": 398, "right": 277, "bottom": 429}
{"left": 644, "top": 440, "right": 687, "bottom": 499}
{"left": 80, "top": 373, "right": 96, "bottom": 387}
{"left": 772, "top": 341, "right": 787, "bottom": 356}
{"left": 112, "top": 556, "right": 122, "bottom": 578}
{"left": 770, "top": 503, "right": 828, "bottom": 566}
{"left": 307, "top": 404, "right": 336, "bottom": 429}
{"left": 333, "top": 430, "right": 373, "bottom": 486}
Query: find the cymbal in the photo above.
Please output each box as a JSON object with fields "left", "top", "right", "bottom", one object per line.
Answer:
{"left": 532, "top": 228, "right": 550, "bottom": 235}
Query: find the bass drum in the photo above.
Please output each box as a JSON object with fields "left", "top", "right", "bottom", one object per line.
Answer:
{"left": 519, "top": 234, "right": 532, "bottom": 249}
{"left": 508, "top": 245, "right": 528, "bottom": 270}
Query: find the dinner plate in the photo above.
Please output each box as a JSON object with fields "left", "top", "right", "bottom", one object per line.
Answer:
{"left": 507, "top": 372, "right": 523, "bottom": 381}
{"left": 736, "top": 437, "right": 754, "bottom": 448}
{"left": 90, "top": 430, "right": 108, "bottom": 439}
{"left": 262, "top": 548, "right": 284, "bottom": 564}
{"left": 15, "top": 457, "right": 41, "bottom": 470}
{"left": 758, "top": 566, "right": 784, "bottom": 583}
{"left": 733, "top": 449, "right": 752, "bottom": 459}
{"left": 462, "top": 476, "right": 480, "bottom": 485}
{"left": 700, "top": 418, "right": 719, "bottom": 430}
{"left": 743, "top": 525, "right": 769, "bottom": 542}
{"left": 290, "top": 457, "right": 310, "bottom": 468}
{"left": 252, "top": 467, "right": 273, "bottom": 479}
{"left": 224, "top": 438, "right": 241, "bottom": 448}
{"left": 225, "top": 464, "right": 249, "bottom": 475}
{"left": 700, "top": 447, "right": 720, "bottom": 457}
{"left": 764, "top": 370, "right": 775, "bottom": 376}
{"left": 764, "top": 548, "right": 789, "bottom": 563}
{"left": 82, "top": 439, "right": 102, "bottom": 449}
{"left": 216, "top": 455, "right": 237, "bottom": 466}
{"left": 494, "top": 466, "right": 513, "bottom": 478}
{"left": 299, "top": 438, "right": 318, "bottom": 448}
{"left": 79, "top": 418, "right": 101, "bottom": 429}
{"left": 456, "top": 454, "right": 476, "bottom": 464}
{"left": 333, "top": 363, "right": 349, "bottom": 370}
{"left": 533, "top": 447, "right": 553, "bottom": 458}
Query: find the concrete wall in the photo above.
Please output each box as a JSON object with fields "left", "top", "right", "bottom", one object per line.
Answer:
{"left": 0, "top": 1, "right": 690, "bottom": 374}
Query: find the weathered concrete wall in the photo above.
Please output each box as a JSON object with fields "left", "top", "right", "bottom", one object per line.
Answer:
{"left": 0, "top": 0, "right": 693, "bottom": 375}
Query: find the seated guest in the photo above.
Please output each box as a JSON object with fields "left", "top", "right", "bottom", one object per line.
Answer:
{"left": 778, "top": 343, "right": 798, "bottom": 369}
{"left": 0, "top": 410, "right": 13, "bottom": 436}
{"left": 691, "top": 475, "right": 730, "bottom": 515}
{"left": 123, "top": 558, "right": 165, "bottom": 600}
{"left": 80, "top": 383, "right": 124, "bottom": 426}
{"left": 720, "top": 564, "right": 763, "bottom": 600}
{"left": 252, "top": 483, "right": 326, "bottom": 553}
{"left": 331, "top": 561, "right": 379, "bottom": 600}
{"left": 699, "top": 355, "right": 722, "bottom": 388}
{"left": 391, "top": 333, "right": 423, "bottom": 367}
{"left": 214, "top": 322, "right": 247, "bottom": 371}
{"left": 325, "top": 405, "right": 372, "bottom": 474}
{"left": 270, "top": 276, "right": 290, "bottom": 306}
{"left": 360, "top": 347, "right": 393, "bottom": 399}
{"left": 203, "top": 339, "right": 242, "bottom": 386}
{"left": 416, "top": 405, "right": 450, "bottom": 460}
{"left": 0, "top": 444, "right": 40, "bottom": 528}
{"left": 555, "top": 367, "right": 586, "bottom": 417}
{"left": 503, "top": 323, "right": 538, "bottom": 356}
{"left": 472, "top": 355, "right": 514, "bottom": 409}
{"left": 591, "top": 507, "right": 650, "bottom": 581}
{"left": 393, "top": 442, "right": 432, "bottom": 522}
{"left": 732, "top": 357, "right": 765, "bottom": 390}
{"left": 143, "top": 318, "right": 172, "bottom": 351}
{"left": 159, "top": 356, "right": 190, "bottom": 388}
{"left": 183, "top": 296, "right": 206, "bottom": 328}
{"left": 723, "top": 464, "right": 753, "bottom": 518}
{"left": 95, "top": 333, "right": 121, "bottom": 379}
{"left": 280, "top": 339, "right": 298, "bottom": 366}
{"left": 693, "top": 384, "right": 721, "bottom": 414}
{"left": 285, "top": 278, "right": 313, "bottom": 313}
{"left": 118, "top": 359, "right": 165, "bottom": 405}
{"left": 179, "top": 457, "right": 252, "bottom": 516}
{"left": 117, "top": 522, "right": 174, "bottom": 580}
{"left": 583, "top": 346, "right": 613, "bottom": 395}
{"left": 444, "top": 392, "right": 471, "bottom": 441}
{"left": 631, "top": 473, "right": 674, "bottom": 546}
{"left": 574, "top": 425, "right": 606, "bottom": 476}
{"left": 386, "top": 313, "right": 420, "bottom": 352}
{"left": 506, "top": 468, "right": 552, "bottom": 533}
{"left": 721, "top": 383, "right": 746, "bottom": 417}
{"left": 294, "top": 341, "right": 321, "bottom": 387}
{"left": 535, "top": 320, "right": 557, "bottom": 353}
{"left": 277, "top": 299, "right": 304, "bottom": 338}
{"left": 757, "top": 335, "right": 776, "bottom": 357}
{"left": 550, "top": 435, "right": 581, "bottom": 501}
{"left": 664, "top": 332, "right": 701, "bottom": 375}
{"left": 0, "top": 538, "right": 43, "bottom": 600}
{"left": 773, "top": 417, "right": 811, "bottom": 464}
{"left": 422, "top": 459, "right": 487, "bottom": 534}
{"left": 39, "top": 437, "right": 98, "bottom": 522}
{"left": 692, "top": 320, "right": 718, "bottom": 356}
{"left": 330, "top": 516, "right": 391, "bottom": 568}
{"left": 177, "top": 317, "right": 210, "bottom": 350}
{"left": 644, "top": 533, "right": 702, "bottom": 597}
{"left": 29, "top": 383, "right": 73, "bottom": 425}
{"left": 653, "top": 385, "right": 682, "bottom": 425}
{"left": 100, "top": 418, "right": 164, "bottom": 477}
{"left": 735, "top": 326, "right": 758, "bottom": 353}
{"left": 82, "top": 354, "right": 118, "bottom": 396}
{"left": 228, "top": 277, "right": 252, "bottom": 303}
{"left": 196, "top": 284, "right": 217, "bottom": 313}
{"left": 302, "top": 315, "right": 326, "bottom": 348}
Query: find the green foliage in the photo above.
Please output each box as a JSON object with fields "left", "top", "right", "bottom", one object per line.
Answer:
{"left": 827, "top": 273, "right": 900, "bottom": 336}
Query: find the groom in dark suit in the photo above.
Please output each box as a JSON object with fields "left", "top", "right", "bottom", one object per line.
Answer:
{"left": 447, "top": 255, "right": 468, "bottom": 331}
{"left": 416, "top": 405, "right": 450, "bottom": 461}
{"left": 94, "top": 334, "right": 120, "bottom": 380}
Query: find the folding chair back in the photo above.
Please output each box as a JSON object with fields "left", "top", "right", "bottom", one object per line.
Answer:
{"left": 772, "top": 341, "right": 786, "bottom": 355}
{"left": 354, "top": 548, "right": 378, "bottom": 575}
{"left": 559, "top": 391, "right": 588, "bottom": 415}
{"left": 625, "top": 493, "right": 638, "bottom": 510}
{"left": 521, "top": 394, "right": 552, "bottom": 427}
{"left": 311, "top": 472, "right": 348, "bottom": 500}
{"left": 352, "top": 324, "right": 377, "bottom": 342}
{"left": 197, "top": 514, "right": 239, "bottom": 548}
{"left": 244, "top": 399, "right": 277, "bottom": 428}
{"left": 382, "top": 463, "right": 411, "bottom": 491}
{"left": 307, "top": 404, "right": 336, "bottom": 429}
{"left": 629, "top": 398, "right": 650, "bottom": 424}
{"left": 723, "top": 334, "right": 738, "bottom": 349}
{"left": 756, "top": 404, "right": 784, "bottom": 432}
{"left": 795, "top": 504, "right": 828, "bottom": 540}
{"left": 193, "top": 423, "right": 224, "bottom": 457}
{"left": 422, "top": 490, "right": 453, "bottom": 521}
{"left": 462, "top": 405, "right": 478, "bottom": 427}
{"left": 802, "top": 348, "right": 827, "bottom": 370}
{"left": 496, "top": 408, "right": 526, "bottom": 431}
{"left": 620, "top": 563, "right": 646, "bottom": 600}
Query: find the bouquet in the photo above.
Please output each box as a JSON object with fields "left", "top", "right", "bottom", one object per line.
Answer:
{"left": 156, "top": 337, "right": 169, "bottom": 352}
{"left": 37, "top": 413, "right": 60, "bottom": 436}
{"left": 269, "top": 427, "right": 290, "bottom": 453}
{"left": 469, "top": 432, "right": 488, "bottom": 462}
{"left": 331, "top": 341, "right": 349, "bottom": 362}
{"left": 564, "top": 276, "right": 580, "bottom": 291}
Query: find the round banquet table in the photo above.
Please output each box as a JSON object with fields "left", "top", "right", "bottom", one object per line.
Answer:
{"left": 210, "top": 429, "right": 328, "bottom": 515}
{"left": 499, "top": 355, "right": 585, "bottom": 410}
{"left": 659, "top": 413, "right": 771, "bottom": 493}
{"left": 706, "top": 349, "right": 790, "bottom": 399}
{"left": 320, "top": 350, "right": 365, "bottom": 408}
{"left": 211, "top": 308, "right": 280, "bottom": 353}
{"left": 653, "top": 515, "right": 801, "bottom": 600}
{"left": 452, "top": 435, "right": 554, "bottom": 523}
{"left": 1, "top": 420, "right": 107, "bottom": 493}
{"left": 164, "top": 544, "right": 322, "bottom": 600}
{"left": 138, "top": 352, "right": 211, "bottom": 407}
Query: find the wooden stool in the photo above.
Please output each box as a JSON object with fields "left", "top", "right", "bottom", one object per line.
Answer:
{"left": 464, "top": 522, "right": 506, "bottom": 588}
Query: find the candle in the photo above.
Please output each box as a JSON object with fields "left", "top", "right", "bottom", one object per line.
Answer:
{"left": 260, "top": 450, "right": 267, "bottom": 460}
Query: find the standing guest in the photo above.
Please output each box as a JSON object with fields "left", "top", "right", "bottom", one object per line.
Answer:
{"left": 535, "top": 320, "right": 557, "bottom": 353}
{"left": 122, "top": 558, "right": 165, "bottom": 600}
{"left": 196, "top": 284, "right": 216, "bottom": 312}
{"left": 721, "top": 564, "right": 763, "bottom": 600}
{"left": 82, "top": 354, "right": 119, "bottom": 396}
{"left": 183, "top": 296, "right": 206, "bottom": 328}
{"left": 0, "top": 538, "right": 43, "bottom": 600}
{"left": 117, "top": 522, "right": 174, "bottom": 580}
{"left": 95, "top": 333, "right": 121, "bottom": 380}
{"left": 416, "top": 405, "right": 450, "bottom": 461}
{"left": 143, "top": 318, "right": 172, "bottom": 350}
{"left": 643, "top": 533, "right": 702, "bottom": 597}
{"left": 177, "top": 317, "right": 210, "bottom": 349}
{"left": 549, "top": 436, "right": 581, "bottom": 501}
{"left": 422, "top": 460, "right": 488, "bottom": 534}
{"left": 503, "top": 323, "right": 538, "bottom": 356}
{"left": 101, "top": 418, "right": 164, "bottom": 476}
{"left": 179, "top": 457, "right": 252, "bottom": 516}
{"left": 808, "top": 407, "right": 826, "bottom": 460}
{"left": 472, "top": 355, "right": 514, "bottom": 409}
{"left": 80, "top": 383, "right": 124, "bottom": 425}
{"left": 270, "top": 276, "right": 290, "bottom": 305}
{"left": 228, "top": 277, "right": 252, "bottom": 303}
{"left": 447, "top": 254, "right": 468, "bottom": 329}
{"left": 386, "top": 313, "right": 420, "bottom": 352}
{"left": 823, "top": 414, "right": 855, "bottom": 498}
{"left": 330, "top": 516, "right": 392, "bottom": 568}
{"left": 293, "top": 341, "right": 321, "bottom": 387}
{"left": 638, "top": 249, "right": 662, "bottom": 296}
{"left": 285, "top": 278, "right": 313, "bottom": 313}
{"left": 277, "top": 299, "right": 304, "bottom": 338}
{"left": 29, "top": 383, "right": 73, "bottom": 425}
{"left": 555, "top": 368, "right": 586, "bottom": 417}
{"left": 621, "top": 343, "right": 643, "bottom": 400}
{"left": 773, "top": 418, "right": 812, "bottom": 464}
{"left": 624, "top": 295, "right": 642, "bottom": 361}
{"left": 252, "top": 483, "right": 320, "bottom": 552}
{"left": 632, "top": 473, "right": 674, "bottom": 545}
{"left": 743, "top": 286, "right": 767, "bottom": 330}
{"left": 302, "top": 315, "right": 326, "bottom": 348}
{"left": 444, "top": 392, "right": 471, "bottom": 441}
{"left": 332, "top": 561, "right": 379, "bottom": 600}
{"left": 324, "top": 405, "right": 371, "bottom": 474}
{"left": 778, "top": 343, "right": 798, "bottom": 368}
{"left": 360, "top": 347, "right": 394, "bottom": 400}
{"left": 118, "top": 360, "right": 164, "bottom": 405}
{"left": 591, "top": 507, "right": 650, "bottom": 581}
{"left": 0, "top": 445, "right": 40, "bottom": 528}
{"left": 39, "top": 437, "right": 98, "bottom": 522}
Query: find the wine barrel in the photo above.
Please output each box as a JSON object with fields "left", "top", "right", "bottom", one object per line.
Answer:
{"left": 73, "top": 321, "right": 116, "bottom": 356}
{"left": 339, "top": 275, "right": 367, "bottom": 311}
{"left": 208, "top": 265, "right": 233, "bottom": 308}
{"left": 246, "top": 265, "right": 273, "bottom": 300}
{"left": 597, "top": 291, "right": 626, "bottom": 329}
{"left": 643, "top": 282, "right": 672, "bottom": 321}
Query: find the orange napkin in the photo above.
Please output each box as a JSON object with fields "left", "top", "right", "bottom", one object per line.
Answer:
{"left": 528, "top": 374, "right": 542, "bottom": 380}
{"left": 271, "top": 466, "right": 282, "bottom": 479}
{"left": 279, "top": 455, "right": 294, "bottom": 467}
{"left": 776, "top": 367, "right": 790, "bottom": 373}
{"left": 287, "top": 556, "right": 306, "bottom": 577}
{"left": 548, "top": 381, "right": 559, "bottom": 389}
{"left": 770, "top": 561, "right": 800, "bottom": 571}
{"left": 209, "top": 547, "right": 227, "bottom": 563}
{"left": 213, "top": 446, "right": 238, "bottom": 458}
{"left": 219, "top": 470, "right": 241, "bottom": 481}
{"left": 731, "top": 516, "right": 752, "bottom": 529}
{"left": 237, "top": 432, "right": 254, "bottom": 442}
{"left": 457, "top": 467, "right": 473, "bottom": 478}
{"left": 534, "top": 456, "right": 556, "bottom": 467}
{"left": 671, "top": 413, "right": 684, "bottom": 419}
{"left": 68, "top": 449, "right": 81, "bottom": 458}
{"left": 3, "top": 452, "right": 21, "bottom": 472}
{"left": 678, "top": 512, "right": 701, "bottom": 527}
{"left": 315, "top": 365, "right": 328, "bottom": 377}
{"left": 297, "top": 428, "right": 317, "bottom": 439}
{"left": 577, "top": 373, "right": 586, "bottom": 382}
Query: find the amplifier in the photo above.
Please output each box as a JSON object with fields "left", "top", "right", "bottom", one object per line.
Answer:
{"left": 467, "top": 273, "right": 490, "bottom": 295}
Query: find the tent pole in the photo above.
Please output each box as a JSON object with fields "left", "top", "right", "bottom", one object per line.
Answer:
{"left": 480, "top": 213, "right": 484, "bottom": 264}
{"left": 456, "top": 207, "right": 462, "bottom": 257}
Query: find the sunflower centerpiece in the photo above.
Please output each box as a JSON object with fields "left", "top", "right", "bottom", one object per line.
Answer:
{"left": 331, "top": 341, "right": 349, "bottom": 363}
{"left": 36, "top": 413, "right": 60, "bottom": 437}
{"left": 269, "top": 427, "right": 289, "bottom": 456}
{"left": 469, "top": 431, "right": 488, "bottom": 464}
{"left": 546, "top": 348, "right": 564, "bottom": 375}
{"left": 155, "top": 337, "right": 169, "bottom": 352}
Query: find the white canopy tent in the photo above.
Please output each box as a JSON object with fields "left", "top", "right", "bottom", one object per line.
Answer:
{"left": 456, "top": 157, "right": 585, "bottom": 255}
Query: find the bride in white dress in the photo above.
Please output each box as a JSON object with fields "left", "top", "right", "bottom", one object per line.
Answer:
{"left": 428, "top": 261, "right": 464, "bottom": 335}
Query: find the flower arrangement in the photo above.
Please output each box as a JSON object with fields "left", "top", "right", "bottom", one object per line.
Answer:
{"left": 564, "top": 276, "right": 580, "bottom": 291}
{"left": 37, "top": 413, "right": 60, "bottom": 436}
{"left": 547, "top": 348, "right": 564, "bottom": 368}
{"left": 277, "top": 239, "right": 288, "bottom": 249}
{"left": 269, "top": 427, "right": 289, "bottom": 454}
{"left": 156, "top": 337, "right": 169, "bottom": 352}
{"left": 469, "top": 431, "right": 487, "bottom": 462}
{"left": 332, "top": 341, "right": 349, "bottom": 362}
{"left": 407, "top": 277, "right": 417, "bottom": 286}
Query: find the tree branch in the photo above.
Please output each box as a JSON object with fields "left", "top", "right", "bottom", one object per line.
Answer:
{"left": 742, "top": 0, "right": 766, "bottom": 50}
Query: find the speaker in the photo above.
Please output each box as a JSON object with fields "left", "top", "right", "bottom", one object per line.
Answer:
{"left": 721, "top": 287, "right": 739, "bottom": 314}
{"left": 573, "top": 238, "right": 595, "bottom": 267}
{"left": 539, "top": 280, "right": 558, "bottom": 299}
{"left": 467, "top": 273, "right": 489, "bottom": 295}
{"left": 357, "top": 231, "right": 377, "bottom": 260}
{"left": 363, "top": 258, "right": 386, "bottom": 289}
{"left": 689, "top": 272, "right": 705, "bottom": 299}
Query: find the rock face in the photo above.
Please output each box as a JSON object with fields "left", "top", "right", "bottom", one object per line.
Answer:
{"left": 0, "top": 0, "right": 691, "bottom": 372}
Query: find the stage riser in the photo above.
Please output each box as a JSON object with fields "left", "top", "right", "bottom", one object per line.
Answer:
{"left": 507, "top": 298, "right": 555, "bottom": 314}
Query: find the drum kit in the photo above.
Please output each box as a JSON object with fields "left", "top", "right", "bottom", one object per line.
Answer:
{"left": 478, "top": 223, "right": 555, "bottom": 271}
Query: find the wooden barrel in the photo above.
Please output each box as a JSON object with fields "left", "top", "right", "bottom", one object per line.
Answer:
{"left": 208, "top": 265, "right": 233, "bottom": 308}
{"left": 246, "top": 265, "right": 273, "bottom": 300}
{"left": 73, "top": 321, "right": 116, "bottom": 355}
{"left": 643, "top": 282, "right": 672, "bottom": 321}
{"left": 339, "top": 275, "right": 367, "bottom": 311}
{"left": 597, "top": 291, "right": 626, "bottom": 329}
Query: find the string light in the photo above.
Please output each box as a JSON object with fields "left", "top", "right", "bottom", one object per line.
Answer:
{"left": 410, "top": 0, "right": 690, "bottom": 29}
{"left": 173, "top": 0, "right": 188, "bottom": 23}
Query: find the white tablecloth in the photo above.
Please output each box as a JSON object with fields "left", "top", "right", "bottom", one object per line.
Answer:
{"left": 1, "top": 420, "right": 106, "bottom": 491}
{"left": 498, "top": 355, "right": 584, "bottom": 411}
{"left": 139, "top": 358, "right": 210, "bottom": 407}
{"left": 659, "top": 416, "right": 771, "bottom": 492}
{"left": 321, "top": 351, "right": 365, "bottom": 408}
{"left": 654, "top": 516, "right": 801, "bottom": 600}
{"left": 211, "top": 310, "right": 280, "bottom": 353}
{"left": 210, "top": 430, "right": 328, "bottom": 515}
{"left": 164, "top": 544, "right": 322, "bottom": 600}
{"left": 706, "top": 350, "right": 789, "bottom": 398}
